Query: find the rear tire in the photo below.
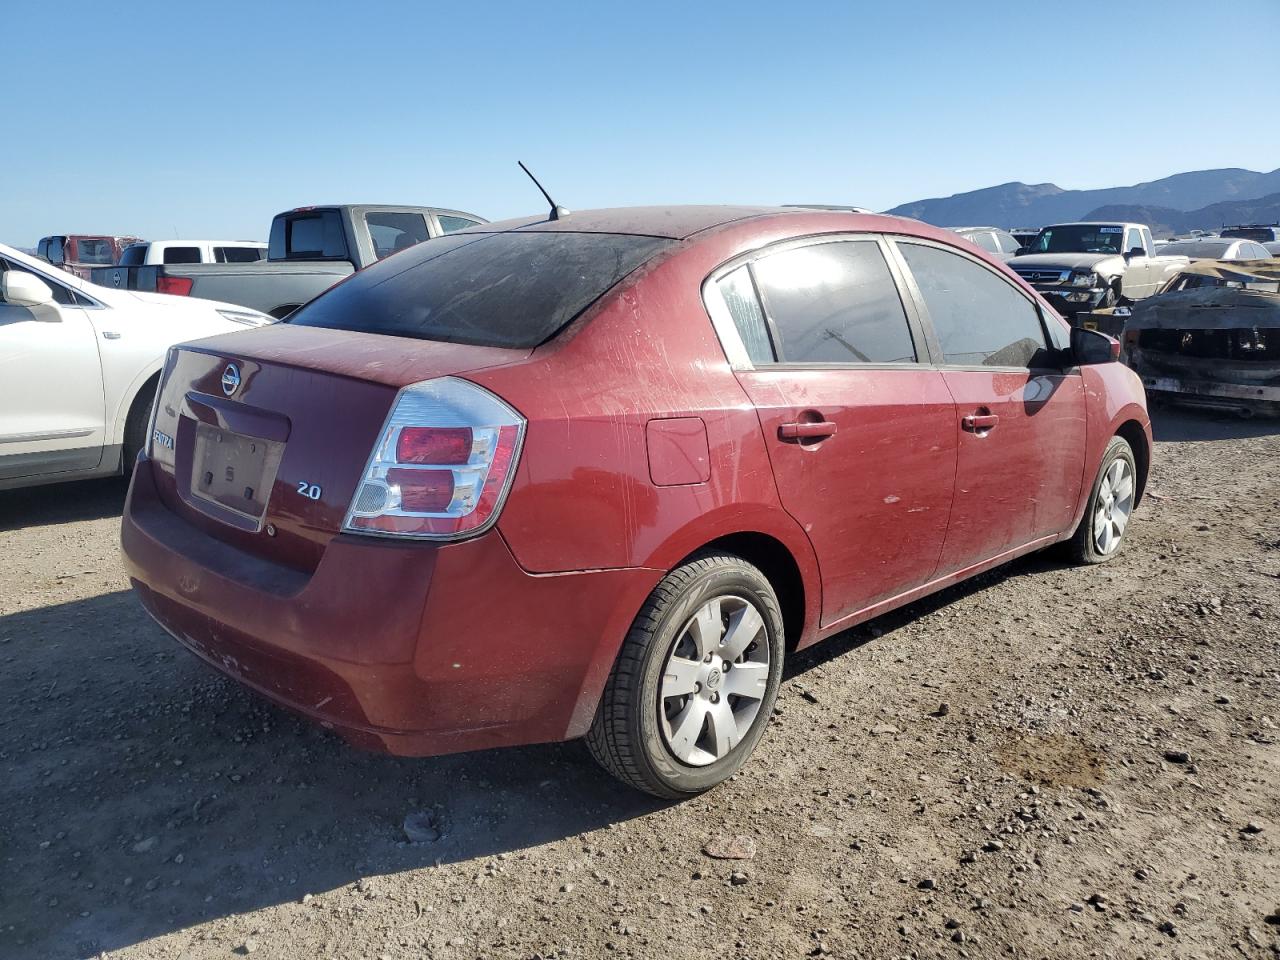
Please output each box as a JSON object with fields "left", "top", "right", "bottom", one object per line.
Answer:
{"left": 122, "top": 381, "right": 157, "bottom": 473}
{"left": 586, "top": 554, "right": 784, "bottom": 799}
{"left": 1066, "top": 436, "right": 1137, "bottom": 564}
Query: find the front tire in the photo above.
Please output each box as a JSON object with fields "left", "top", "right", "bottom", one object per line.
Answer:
{"left": 1066, "top": 436, "right": 1137, "bottom": 564}
{"left": 586, "top": 554, "right": 784, "bottom": 799}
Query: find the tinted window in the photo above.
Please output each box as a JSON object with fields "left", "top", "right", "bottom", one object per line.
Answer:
{"left": 751, "top": 241, "right": 916, "bottom": 364}
{"left": 163, "top": 246, "right": 201, "bottom": 264}
{"left": 715, "top": 265, "right": 774, "bottom": 364}
{"left": 289, "top": 231, "right": 672, "bottom": 348}
{"left": 46, "top": 237, "right": 65, "bottom": 264}
{"left": 1221, "top": 227, "right": 1277, "bottom": 242}
{"left": 366, "top": 212, "right": 430, "bottom": 260}
{"left": 214, "top": 246, "right": 266, "bottom": 263}
{"left": 270, "top": 210, "right": 349, "bottom": 260}
{"left": 118, "top": 244, "right": 147, "bottom": 266}
{"left": 438, "top": 215, "right": 480, "bottom": 234}
{"left": 899, "top": 242, "right": 1048, "bottom": 368}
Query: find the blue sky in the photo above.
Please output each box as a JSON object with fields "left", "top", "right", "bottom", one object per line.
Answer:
{"left": 3, "top": 0, "right": 1278, "bottom": 246}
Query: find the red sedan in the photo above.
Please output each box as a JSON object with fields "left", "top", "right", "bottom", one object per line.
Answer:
{"left": 122, "top": 207, "right": 1151, "bottom": 798}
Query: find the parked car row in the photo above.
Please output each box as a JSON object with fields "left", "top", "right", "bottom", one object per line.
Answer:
{"left": 106, "top": 205, "right": 1151, "bottom": 798}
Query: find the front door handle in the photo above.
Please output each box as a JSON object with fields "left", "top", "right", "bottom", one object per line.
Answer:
{"left": 961, "top": 413, "right": 999, "bottom": 432}
{"left": 779, "top": 421, "right": 837, "bottom": 441}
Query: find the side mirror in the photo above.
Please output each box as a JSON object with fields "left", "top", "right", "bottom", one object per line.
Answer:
{"left": 1069, "top": 326, "right": 1120, "bottom": 365}
{"left": 1, "top": 272, "right": 56, "bottom": 309}
{"left": 1125, "top": 247, "right": 1147, "bottom": 260}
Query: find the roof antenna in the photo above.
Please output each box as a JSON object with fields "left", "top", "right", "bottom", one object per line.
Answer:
{"left": 518, "top": 161, "right": 569, "bottom": 221}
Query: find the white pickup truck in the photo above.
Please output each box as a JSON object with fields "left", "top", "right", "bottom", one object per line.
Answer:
{"left": 1010, "top": 222, "right": 1189, "bottom": 322}
{"left": 115, "top": 240, "right": 267, "bottom": 268}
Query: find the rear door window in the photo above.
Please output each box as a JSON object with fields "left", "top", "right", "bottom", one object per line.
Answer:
{"left": 749, "top": 240, "right": 917, "bottom": 364}
{"left": 289, "top": 231, "right": 672, "bottom": 348}
{"left": 898, "top": 242, "right": 1050, "bottom": 368}
{"left": 162, "top": 246, "right": 201, "bottom": 264}
{"left": 715, "top": 265, "right": 774, "bottom": 364}
{"left": 365, "top": 212, "right": 430, "bottom": 259}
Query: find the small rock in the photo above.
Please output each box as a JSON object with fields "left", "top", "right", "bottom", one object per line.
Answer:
{"left": 403, "top": 811, "right": 441, "bottom": 844}
{"left": 242, "top": 937, "right": 258, "bottom": 955}
{"left": 959, "top": 850, "right": 976, "bottom": 864}
{"left": 703, "top": 835, "right": 756, "bottom": 860}
{"left": 1263, "top": 909, "right": 1280, "bottom": 926}
{"left": 951, "top": 930, "right": 966, "bottom": 943}
{"left": 560, "top": 883, "right": 574, "bottom": 893}
{"left": 131, "top": 836, "right": 157, "bottom": 854}
{"left": 1241, "top": 822, "right": 1264, "bottom": 835}
{"left": 1134, "top": 868, "right": 1150, "bottom": 881}
{"left": 982, "top": 840, "right": 1004, "bottom": 852}
{"left": 301, "top": 893, "right": 313, "bottom": 904}
{"left": 729, "top": 871, "right": 749, "bottom": 886}
{"left": 800, "top": 689, "right": 820, "bottom": 704}
{"left": 1157, "top": 920, "right": 1177, "bottom": 937}
{"left": 1163, "top": 749, "right": 1190, "bottom": 764}
{"left": 917, "top": 877, "right": 936, "bottom": 891}
{"left": 870, "top": 724, "right": 900, "bottom": 736}
{"left": 944, "top": 918, "right": 960, "bottom": 930}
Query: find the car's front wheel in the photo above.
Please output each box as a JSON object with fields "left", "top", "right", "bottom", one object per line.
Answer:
{"left": 1067, "top": 436, "right": 1137, "bottom": 564}
{"left": 587, "top": 553, "right": 784, "bottom": 798}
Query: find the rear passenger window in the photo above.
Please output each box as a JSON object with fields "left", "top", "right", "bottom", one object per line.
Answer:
{"left": 716, "top": 266, "right": 774, "bottom": 364}
{"left": 899, "top": 243, "right": 1049, "bottom": 368}
{"left": 750, "top": 241, "right": 916, "bottom": 364}
{"left": 163, "top": 247, "right": 201, "bottom": 264}
{"left": 437, "top": 215, "right": 480, "bottom": 234}
{"left": 214, "top": 246, "right": 266, "bottom": 263}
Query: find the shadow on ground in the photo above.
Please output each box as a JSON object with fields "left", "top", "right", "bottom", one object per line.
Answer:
{"left": 0, "top": 543, "right": 1057, "bottom": 958}
{"left": 0, "top": 475, "right": 128, "bottom": 532}
{"left": 1150, "top": 404, "right": 1279, "bottom": 443}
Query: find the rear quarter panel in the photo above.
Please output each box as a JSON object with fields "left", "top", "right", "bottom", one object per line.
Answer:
{"left": 1066, "top": 362, "right": 1152, "bottom": 533}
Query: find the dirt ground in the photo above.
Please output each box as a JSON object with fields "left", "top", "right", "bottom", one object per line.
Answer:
{"left": 1, "top": 407, "right": 1277, "bottom": 960}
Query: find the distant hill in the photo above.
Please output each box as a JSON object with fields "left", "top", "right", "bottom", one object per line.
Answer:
{"left": 1085, "top": 192, "right": 1280, "bottom": 237}
{"left": 885, "top": 167, "right": 1280, "bottom": 228}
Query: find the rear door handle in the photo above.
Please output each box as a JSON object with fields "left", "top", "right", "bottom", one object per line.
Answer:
{"left": 961, "top": 413, "right": 999, "bottom": 432}
{"left": 779, "top": 421, "right": 837, "bottom": 440}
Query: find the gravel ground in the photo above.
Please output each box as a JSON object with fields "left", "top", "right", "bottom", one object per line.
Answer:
{"left": 1, "top": 407, "right": 1277, "bottom": 960}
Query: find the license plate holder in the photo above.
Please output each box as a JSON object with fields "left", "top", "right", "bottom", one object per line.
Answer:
{"left": 190, "top": 422, "right": 283, "bottom": 525}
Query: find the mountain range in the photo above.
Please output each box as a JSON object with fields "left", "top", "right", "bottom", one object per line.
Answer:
{"left": 885, "top": 167, "right": 1280, "bottom": 234}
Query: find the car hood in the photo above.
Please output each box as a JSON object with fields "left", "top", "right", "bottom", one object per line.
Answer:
{"left": 1011, "top": 252, "right": 1122, "bottom": 273}
{"left": 1127, "top": 287, "right": 1280, "bottom": 331}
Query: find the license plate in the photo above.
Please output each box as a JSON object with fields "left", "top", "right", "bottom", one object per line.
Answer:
{"left": 190, "top": 423, "right": 283, "bottom": 522}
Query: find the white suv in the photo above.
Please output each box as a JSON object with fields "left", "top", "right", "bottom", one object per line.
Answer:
{"left": 0, "top": 243, "right": 270, "bottom": 491}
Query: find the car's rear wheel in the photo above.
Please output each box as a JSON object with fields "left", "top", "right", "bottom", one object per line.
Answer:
{"left": 586, "top": 553, "right": 784, "bottom": 798}
{"left": 1067, "top": 436, "right": 1137, "bottom": 564}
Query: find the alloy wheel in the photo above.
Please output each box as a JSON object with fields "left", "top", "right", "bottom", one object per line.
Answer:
{"left": 1093, "top": 457, "right": 1135, "bottom": 555}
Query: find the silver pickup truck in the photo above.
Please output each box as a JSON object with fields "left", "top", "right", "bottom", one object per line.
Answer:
{"left": 92, "top": 204, "right": 485, "bottom": 318}
{"left": 1009, "top": 221, "right": 1188, "bottom": 322}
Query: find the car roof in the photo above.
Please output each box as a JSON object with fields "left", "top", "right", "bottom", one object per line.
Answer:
{"left": 139, "top": 239, "right": 266, "bottom": 246}
{"left": 460, "top": 205, "right": 811, "bottom": 240}
{"left": 1046, "top": 221, "right": 1142, "bottom": 229}
{"left": 950, "top": 226, "right": 1006, "bottom": 233}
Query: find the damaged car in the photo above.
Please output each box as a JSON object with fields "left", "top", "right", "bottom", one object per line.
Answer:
{"left": 1124, "top": 261, "right": 1280, "bottom": 416}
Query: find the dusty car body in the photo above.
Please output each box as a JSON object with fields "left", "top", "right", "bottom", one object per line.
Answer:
{"left": 121, "top": 206, "right": 1151, "bottom": 798}
{"left": 1125, "top": 261, "right": 1280, "bottom": 415}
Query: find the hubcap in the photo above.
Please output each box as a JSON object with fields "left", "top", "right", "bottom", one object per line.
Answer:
{"left": 659, "top": 595, "right": 770, "bottom": 767}
{"left": 1093, "top": 457, "right": 1135, "bottom": 555}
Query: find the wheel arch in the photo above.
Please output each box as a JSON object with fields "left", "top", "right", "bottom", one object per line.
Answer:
{"left": 675, "top": 531, "right": 809, "bottom": 653}
{"left": 1114, "top": 418, "right": 1149, "bottom": 506}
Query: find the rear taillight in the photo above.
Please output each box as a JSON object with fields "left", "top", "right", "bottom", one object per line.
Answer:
{"left": 157, "top": 276, "right": 193, "bottom": 296}
{"left": 343, "top": 377, "right": 525, "bottom": 540}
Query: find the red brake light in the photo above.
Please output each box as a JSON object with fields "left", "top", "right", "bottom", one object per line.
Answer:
{"left": 344, "top": 378, "right": 525, "bottom": 541}
{"left": 157, "top": 276, "right": 193, "bottom": 296}
{"left": 396, "top": 426, "right": 473, "bottom": 464}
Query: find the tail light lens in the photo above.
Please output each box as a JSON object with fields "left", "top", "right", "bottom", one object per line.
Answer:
{"left": 343, "top": 377, "right": 525, "bottom": 540}
{"left": 157, "top": 276, "right": 193, "bottom": 296}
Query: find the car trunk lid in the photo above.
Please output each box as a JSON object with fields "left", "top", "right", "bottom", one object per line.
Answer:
{"left": 147, "top": 324, "right": 530, "bottom": 572}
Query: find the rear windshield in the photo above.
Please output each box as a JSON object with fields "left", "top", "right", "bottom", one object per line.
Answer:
{"left": 75, "top": 239, "right": 117, "bottom": 265}
{"left": 118, "top": 244, "right": 147, "bottom": 266}
{"left": 1161, "top": 240, "right": 1231, "bottom": 259}
{"left": 288, "top": 231, "right": 673, "bottom": 348}
{"left": 269, "top": 209, "right": 350, "bottom": 261}
{"left": 1221, "top": 227, "right": 1277, "bottom": 242}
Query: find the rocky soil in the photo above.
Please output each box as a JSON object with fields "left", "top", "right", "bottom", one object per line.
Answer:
{"left": 1, "top": 408, "right": 1277, "bottom": 960}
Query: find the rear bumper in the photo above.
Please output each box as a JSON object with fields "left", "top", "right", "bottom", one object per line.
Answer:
{"left": 121, "top": 459, "right": 660, "bottom": 756}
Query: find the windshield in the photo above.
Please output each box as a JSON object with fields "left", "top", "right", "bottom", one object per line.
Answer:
{"left": 1164, "top": 272, "right": 1280, "bottom": 293}
{"left": 288, "top": 230, "right": 674, "bottom": 348}
{"left": 1029, "top": 225, "right": 1125, "bottom": 255}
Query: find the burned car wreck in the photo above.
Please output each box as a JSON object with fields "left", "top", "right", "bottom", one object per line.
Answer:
{"left": 1123, "top": 261, "right": 1280, "bottom": 416}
